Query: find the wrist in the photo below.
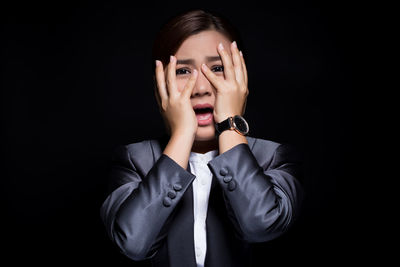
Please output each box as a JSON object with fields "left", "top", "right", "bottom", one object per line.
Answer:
{"left": 164, "top": 131, "right": 195, "bottom": 169}
{"left": 214, "top": 110, "right": 242, "bottom": 123}
{"left": 214, "top": 112, "right": 237, "bottom": 123}
{"left": 218, "top": 130, "right": 248, "bottom": 154}
{"left": 171, "top": 128, "right": 196, "bottom": 141}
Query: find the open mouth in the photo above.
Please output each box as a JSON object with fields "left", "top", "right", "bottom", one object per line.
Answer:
{"left": 193, "top": 104, "right": 214, "bottom": 126}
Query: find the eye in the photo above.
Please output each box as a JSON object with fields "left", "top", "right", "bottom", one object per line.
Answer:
{"left": 176, "top": 68, "right": 191, "bottom": 75}
{"left": 211, "top": 65, "right": 224, "bottom": 72}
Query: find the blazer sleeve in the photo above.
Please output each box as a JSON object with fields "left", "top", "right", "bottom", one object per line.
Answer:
{"left": 100, "top": 145, "right": 196, "bottom": 261}
{"left": 207, "top": 142, "right": 303, "bottom": 243}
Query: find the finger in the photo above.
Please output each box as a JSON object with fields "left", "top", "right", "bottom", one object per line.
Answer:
{"left": 201, "top": 63, "right": 220, "bottom": 89}
{"left": 182, "top": 69, "right": 198, "bottom": 98}
{"left": 217, "top": 42, "right": 235, "bottom": 81}
{"left": 166, "top": 55, "right": 178, "bottom": 96}
{"left": 231, "top": 41, "right": 244, "bottom": 84}
{"left": 155, "top": 60, "right": 168, "bottom": 101}
{"left": 240, "top": 51, "right": 248, "bottom": 86}
{"left": 153, "top": 76, "right": 162, "bottom": 111}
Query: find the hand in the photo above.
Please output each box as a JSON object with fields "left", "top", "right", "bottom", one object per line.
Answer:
{"left": 201, "top": 41, "right": 249, "bottom": 123}
{"left": 155, "top": 55, "right": 199, "bottom": 137}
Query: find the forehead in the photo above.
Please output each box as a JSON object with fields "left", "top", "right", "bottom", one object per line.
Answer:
{"left": 175, "top": 30, "right": 231, "bottom": 59}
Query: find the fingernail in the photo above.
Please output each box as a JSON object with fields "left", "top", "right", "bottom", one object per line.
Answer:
{"left": 201, "top": 63, "right": 207, "bottom": 70}
{"left": 239, "top": 51, "right": 243, "bottom": 57}
{"left": 170, "top": 55, "right": 175, "bottom": 62}
{"left": 218, "top": 43, "right": 224, "bottom": 50}
{"left": 193, "top": 69, "right": 198, "bottom": 75}
{"left": 232, "top": 41, "right": 237, "bottom": 48}
{"left": 155, "top": 60, "right": 161, "bottom": 66}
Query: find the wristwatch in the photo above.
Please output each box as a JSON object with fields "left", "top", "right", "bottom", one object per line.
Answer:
{"left": 215, "top": 115, "right": 249, "bottom": 137}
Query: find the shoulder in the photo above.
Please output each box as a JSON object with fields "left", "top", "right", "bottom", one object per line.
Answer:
{"left": 246, "top": 136, "right": 300, "bottom": 156}
{"left": 245, "top": 136, "right": 301, "bottom": 169}
{"left": 246, "top": 135, "right": 280, "bottom": 156}
{"left": 246, "top": 136, "right": 280, "bottom": 150}
{"left": 125, "top": 139, "right": 155, "bottom": 155}
{"left": 127, "top": 137, "right": 164, "bottom": 159}
{"left": 112, "top": 137, "right": 166, "bottom": 174}
{"left": 243, "top": 136, "right": 280, "bottom": 168}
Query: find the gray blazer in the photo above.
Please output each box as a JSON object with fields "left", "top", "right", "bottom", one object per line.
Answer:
{"left": 100, "top": 135, "right": 303, "bottom": 267}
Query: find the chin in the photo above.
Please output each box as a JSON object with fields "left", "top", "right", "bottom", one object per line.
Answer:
{"left": 195, "top": 125, "right": 215, "bottom": 141}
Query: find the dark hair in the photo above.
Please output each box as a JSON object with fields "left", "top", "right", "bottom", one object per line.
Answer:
{"left": 152, "top": 9, "right": 243, "bottom": 66}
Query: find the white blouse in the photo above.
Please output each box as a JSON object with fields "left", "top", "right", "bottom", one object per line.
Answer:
{"left": 189, "top": 149, "right": 218, "bottom": 267}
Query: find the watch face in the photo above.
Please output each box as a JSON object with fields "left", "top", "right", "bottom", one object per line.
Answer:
{"left": 233, "top": 115, "right": 249, "bottom": 134}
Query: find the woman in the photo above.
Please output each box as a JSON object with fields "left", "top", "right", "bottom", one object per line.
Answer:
{"left": 101, "top": 9, "right": 303, "bottom": 267}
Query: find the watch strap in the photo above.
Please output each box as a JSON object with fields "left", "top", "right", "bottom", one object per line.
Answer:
{"left": 215, "top": 117, "right": 232, "bottom": 136}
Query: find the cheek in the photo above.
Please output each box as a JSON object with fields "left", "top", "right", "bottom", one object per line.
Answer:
{"left": 175, "top": 77, "right": 188, "bottom": 92}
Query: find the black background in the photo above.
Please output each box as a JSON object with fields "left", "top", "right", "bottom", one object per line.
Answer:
{"left": 2, "top": 0, "right": 353, "bottom": 265}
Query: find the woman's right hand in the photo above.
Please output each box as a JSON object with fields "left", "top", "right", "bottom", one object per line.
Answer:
{"left": 155, "top": 55, "right": 199, "bottom": 138}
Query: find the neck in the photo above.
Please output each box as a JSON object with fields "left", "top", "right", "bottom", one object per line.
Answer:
{"left": 191, "top": 138, "right": 218, "bottom": 154}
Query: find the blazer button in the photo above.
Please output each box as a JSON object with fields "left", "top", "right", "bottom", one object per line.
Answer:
{"left": 220, "top": 168, "right": 228, "bottom": 176}
{"left": 223, "top": 175, "right": 233, "bottom": 183}
{"left": 228, "top": 180, "right": 237, "bottom": 191}
{"left": 167, "top": 190, "right": 177, "bottom": 199}
{"left": 173, "top": 183, "right": 183, "bottom": 191}
{"left": 163, "top": 197, "right": 172, "bottom": 207}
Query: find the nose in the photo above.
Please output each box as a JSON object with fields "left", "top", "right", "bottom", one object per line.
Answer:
{"left": 191, "top": 69, "right": 212, "bottom": 98}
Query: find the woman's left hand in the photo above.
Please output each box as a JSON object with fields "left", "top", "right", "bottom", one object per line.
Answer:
{"left": 201, "top": 41, "right": 249, "bottom": 123}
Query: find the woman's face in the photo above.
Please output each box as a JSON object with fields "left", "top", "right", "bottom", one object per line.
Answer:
{"left": 174, "top": 30, "right": 232, "bottom": 141}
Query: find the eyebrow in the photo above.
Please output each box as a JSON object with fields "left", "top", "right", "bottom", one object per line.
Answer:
{"left": 176, "top": 56, "right": 221, "bottom": 65}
